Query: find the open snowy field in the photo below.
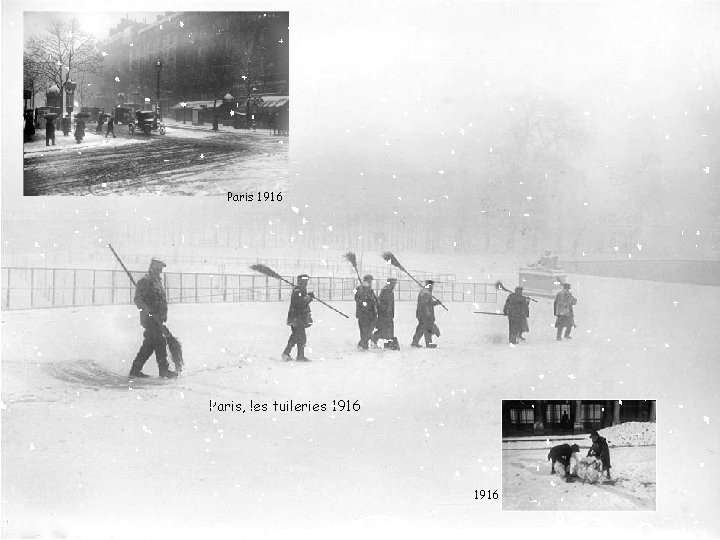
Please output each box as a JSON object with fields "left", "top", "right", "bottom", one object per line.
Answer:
{"left": 2, "top": 274, "right": 720, "bottom": 537}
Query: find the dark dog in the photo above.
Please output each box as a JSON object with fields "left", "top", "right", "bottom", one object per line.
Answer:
{"left": 548, "top": 443, "right": 580, "bottom": 482}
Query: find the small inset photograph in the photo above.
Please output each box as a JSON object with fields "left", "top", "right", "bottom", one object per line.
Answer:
{"left": 23, "top": 11, "right": 288, "bottom": 195}
{"left": 502, "top": 400, "right": 656, "bottom": 511}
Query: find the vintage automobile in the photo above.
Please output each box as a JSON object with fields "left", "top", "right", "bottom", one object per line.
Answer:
{"left": 128, "top": 111, "right": 166, "bottom": 135}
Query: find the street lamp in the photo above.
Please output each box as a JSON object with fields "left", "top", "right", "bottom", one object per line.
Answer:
{"left": 181, "top": 101, "right": 187, "bottom": 124}
{"left": 155, "top": 59, "right": 162, "bottom": 121}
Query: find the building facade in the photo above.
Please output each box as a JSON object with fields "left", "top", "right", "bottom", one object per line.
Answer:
{"left": 87, "top": 12, "right": 288, "bottom": 117}
{"left": 501, "top": 400, "right": 656, "bottom": 437}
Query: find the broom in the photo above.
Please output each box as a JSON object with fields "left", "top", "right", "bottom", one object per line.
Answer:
{"left": 107, "top": 244, "right": 184, "bottom": 373}
{"left": 343, "top": 251, "right": 363, "bottom": 284}
{"left": 250, "top": 263, "right": 349, "bottom": 318}
{"left": 381, "top": 251, "right": 448, "bottom": 311}
{"left": 495, "top": 280, "right": 538, "bottom": 303}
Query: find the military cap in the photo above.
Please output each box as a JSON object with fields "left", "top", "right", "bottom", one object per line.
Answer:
{"left": 363, "top": 274, "right": 373, "bottom": 282}
{"left": 150, "top": 257, "right": 166, "bottom": 267}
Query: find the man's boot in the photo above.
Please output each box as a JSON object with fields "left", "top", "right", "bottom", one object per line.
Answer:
{"left": 556, "top": 328, "right": 563, "bottom": 341}
{"left": 129, "top": 356, "right": 150, "bottom": 378}
{"left": 564, "top": 328, "right": 573, "bottom": 340}
{"left": 158, "top": 360, "right": 178, "bottom": 379}
{"left": 296, "top": 345, "right": 311, "bottom": 362}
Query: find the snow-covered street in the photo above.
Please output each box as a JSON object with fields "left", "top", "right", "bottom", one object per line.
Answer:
{"left": 23, "top": 124, "right": 288, "bottom": 195}
{"left": 2, "top": 274, "right": 719, "bottom": 536}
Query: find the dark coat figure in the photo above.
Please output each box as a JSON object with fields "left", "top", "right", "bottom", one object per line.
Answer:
{"left": 24, "top": 110, "right": 35, "bottom": 142}
{"left": 355, "top": 275, "right": 378, "bottom": 350}
{"left": 129, "top": 258, "right": 177, "bottom": 379}
{"left": 411, "top": 280, "right": 442, "bottom": 347}
{"left": 588, "top": 432, "right": 611, "bottom": 477}
{"left": 282, "top": 274, "right": 314, "bottom": 362}
{"left": 61, "top": 116, "right": 71, "bottom": 136}
{"left": 548, "top": 443, "right": 580, "bottom": 480}
{"left": 74, "top": 118, "right": 86, "bottom": 143}
{"left": 45, "top": 117, "right": 56, "bottom": 146}
{"left": 96, "top": 117, "right": 104, "bottom": 133}
{"left": 554, "top": 283, "right": 577, "bottom": 340}
{"left": 503, "top": 287, "right": 529, "bottom": 344}
{"left": 106, "top": 117, "right": 116, "bottom": 138}
{"left": 268, "top": 112, "right": 278, "bottom": 135}
{"left": 560, "top": 411, "right": 570, "bottom": 429}
{"left": 278, "top": 105, "right": 289, "bottom": 136}
{"left": 372, "top": 279, "right": 397, "bottom": 344}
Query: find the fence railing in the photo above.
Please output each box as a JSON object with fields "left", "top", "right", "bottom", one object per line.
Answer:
{"left": 1, "top": 267, "right": 496, "bottom": 311}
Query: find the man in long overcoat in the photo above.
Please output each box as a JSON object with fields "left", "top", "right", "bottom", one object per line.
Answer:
{"left": 371, "top": 278, "right": 397, "bottom": 348}
{"left": 45, "top": 116, "right": 56, "bottom": 146}
{"left": 554, "top": 282, "right": 577, "bottom": 341}
{"left": 411, "top": 280, "right": 442, "bottom": 348}
{"left": 355, "top": 274, "right": 378, "bottom": 350}
{"left": 588, "top": 431, "right": 611, "bottom": 479}
{"left": 503, "top": 286, "right": 530, "bottom": 344}
{"left": 282, "top": 274, "right": 314, "bottom": 362}
{"left": 129, "top": 258, "right": 178, "bottom": 379}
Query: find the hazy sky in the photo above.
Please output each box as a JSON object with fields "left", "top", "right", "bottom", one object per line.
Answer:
{"left": 24, "top": 12, "right": 165, "bottom": 41}
{"left": 8, "top": 1, "right": 720, "bottom": 258}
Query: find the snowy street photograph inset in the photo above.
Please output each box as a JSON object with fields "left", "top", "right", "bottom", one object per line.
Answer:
{"left": 502, "top": 400, "right": 656, "bottom": 511}
{"left": 23, "top": 12, "right": 289, "bottom": 195}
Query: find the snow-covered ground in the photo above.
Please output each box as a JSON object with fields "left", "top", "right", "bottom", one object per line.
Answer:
{"left": 502, "top": 424, "right": 657, "bottom": 511}
{"left": 2, "top": 274, "right": 720, "bottom": 537}
{"left": 503, "top": 445, "right": 656, "bottom": 511}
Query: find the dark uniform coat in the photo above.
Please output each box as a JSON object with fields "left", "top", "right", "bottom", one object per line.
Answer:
{"left": 287, "top": 286, "right": 313, "bottom": 328}
{"left": 588, "top": 435, "right": 611, "bottom": 470}
{"left": 355, "top": 284, "right": 378, "bottom": 321}
{"left": 131, "top": 270, "right": 170, "bottom": 373}
{"left": 554, "top": 289, "right": 577, "bottom": 328}
{"left": 503, "top": 292, "right": 529, "bottom": 343}
{"left": 134, "top": 272, "right": 168, "bottom": 328}
{"left": 375, "top": 284, "right": 395, "bottom": 339}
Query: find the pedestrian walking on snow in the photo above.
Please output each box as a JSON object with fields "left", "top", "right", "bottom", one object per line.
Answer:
{"left": 45, "top": 116, "right": 56, "bottom": 146}
{"left": 129, "top": 258, "right": 178, "bottom": 379}
{"left": 503, "top": 286, "right": 529, "bottom": 344}
{"left": 355, "top": 274, "right": 378, "bottom": 350}
{"left": 282, "top": 274, "right": 314, "bottom": 362}
{"left": 554, "top": 283, "right": 577, "bottom": 341}
{"left": 106, "top": 116, "right": 116, "bottom": 138}
{"left": 411, "top": 280, "right": 442, "bottom": 348}
{"left": 371, "top": 277, "right": 398, "bottom": 349}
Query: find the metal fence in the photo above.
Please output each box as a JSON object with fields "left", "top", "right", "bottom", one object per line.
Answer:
{"left": 1, "top": 267, "right": 496, "bottom": 311}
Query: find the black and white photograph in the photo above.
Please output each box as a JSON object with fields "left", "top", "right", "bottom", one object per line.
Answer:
{"left": 502, "top": 400, "right": 657, "bottom": 511}
{"left": 3, "top": 0, "right": 720, "bottom": 538}
{"left": 22, "top": 11, "right": 289, "bottom": 195}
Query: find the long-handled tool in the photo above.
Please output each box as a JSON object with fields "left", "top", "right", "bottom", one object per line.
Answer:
{"left": 344, "top": 251, "right": 363, "bottom": 284}
{"left": 495, "top": 280, "right": 538, "bottom": 303}
{"left": 474, "top": 311, "right": 507, "bottom": 316}
{"left": 250, "top": 263, "right": 349, "bottom": 319}
{"left": 108, "top": 244, "right": 184, "bottom": 372}
{"left": 381, "top": 251, "right": 449, "bottom": 311}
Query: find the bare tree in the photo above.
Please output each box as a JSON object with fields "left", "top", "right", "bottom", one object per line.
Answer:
{"left": 23, "top": 53, "right": 47, "bottom": 109}
{"left": 75, "top": 74, "right": 100, "bottom": 110}
{"left": 25, "top": 18, "right": 103, "bottom": 113}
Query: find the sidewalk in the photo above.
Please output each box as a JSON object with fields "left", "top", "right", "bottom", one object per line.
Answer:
{"left": 162, "top": 118, "right": 277, "bottom": 136}
{"left": 23, "top": 130, "right": 139, "bottom": 156}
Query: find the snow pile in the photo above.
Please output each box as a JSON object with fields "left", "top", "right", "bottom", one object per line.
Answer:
{"left": 598, "top": 421, "right": 656, "bottom": 447}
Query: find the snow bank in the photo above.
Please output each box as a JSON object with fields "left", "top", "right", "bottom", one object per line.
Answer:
{"left": 598, "top": 421, "right": 656, "bottom": 447}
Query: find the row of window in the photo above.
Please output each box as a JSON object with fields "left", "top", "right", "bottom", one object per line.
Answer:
{"left": 508, "top": 403, "right": 603, "bottom": 425}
